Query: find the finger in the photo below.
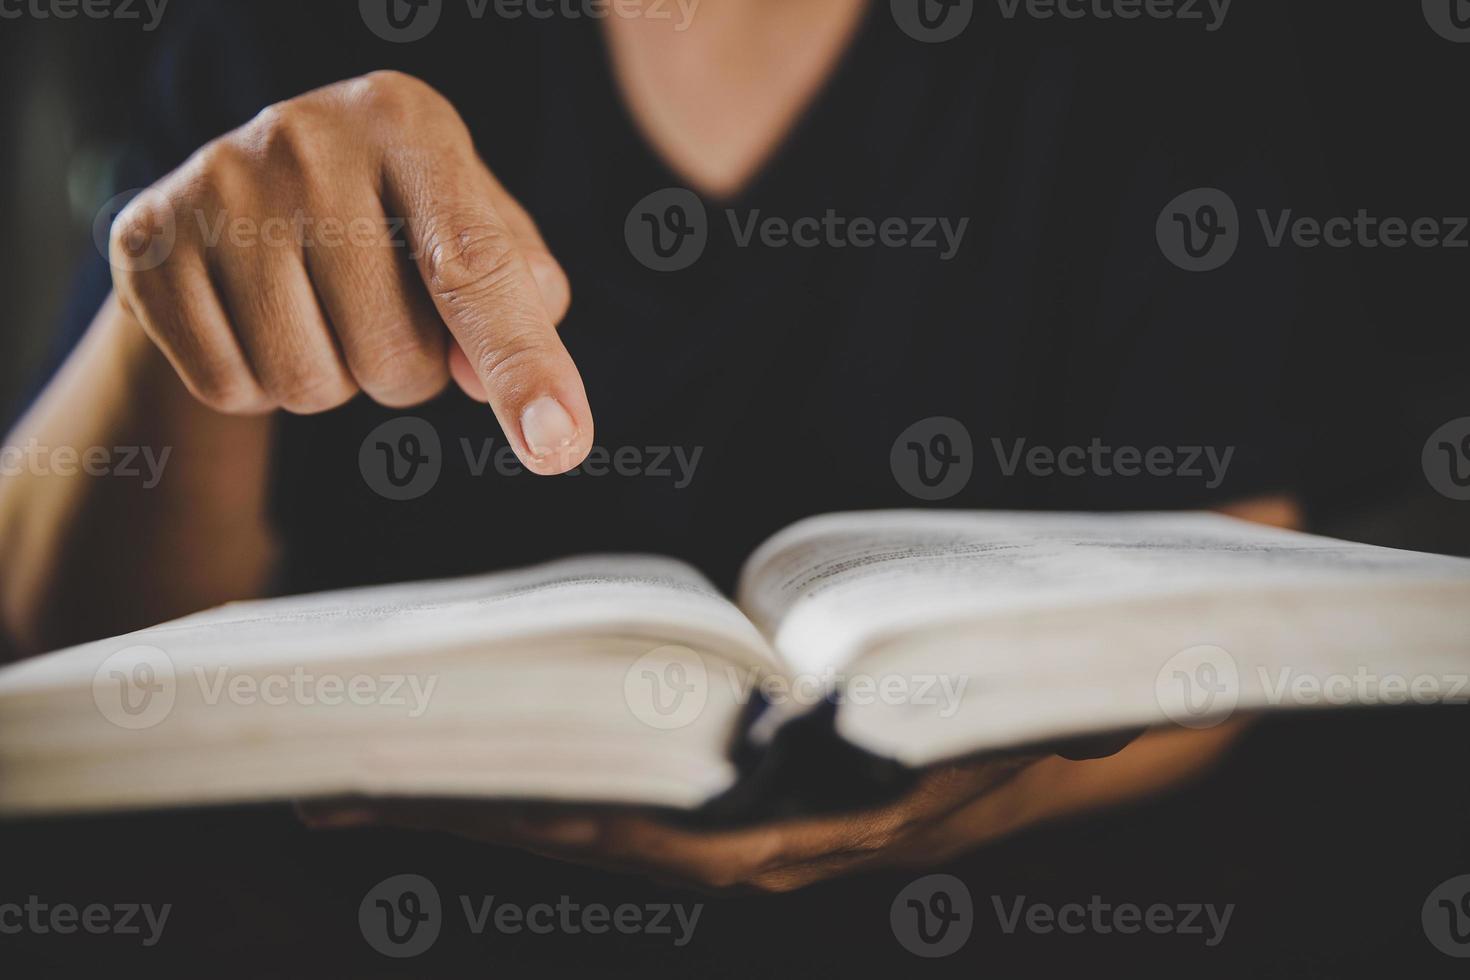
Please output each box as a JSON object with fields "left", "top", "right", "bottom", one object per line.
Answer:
{"left": 585, "top": 814, "right": 790, "bottom": 888}
{"left": 481, "top": 186, "right": 572, "bottom": 325}
{"left": 897, "top": 724, "right": 1249, "bottom": 863}
{"left": 213, "top": 245, "right": 359, "bottom": 414}
{"left": 295, "top": 800, "right": 377, "bottom": 829}
{"left": 302, "top": 201, "right": 449, "bottom": 407}
{"left": 746, "top": 852, "right": 884, "bottom": 893}
{"left": 446, "top": 188, "right": 569, "bottom": 402}
{"left": 449, "top": 343, "right": 486, "bottom": 402}
{"left": 115, "top": 251, "right": 271, "bottom": 415}
{"left": 297, "top": 798, "right": 520, "bottom": 838}
{"left": 295, "top": 800, "right": 676, "bottom": 881}
{"left": 385, "top": 145, "right": 591, "bottom": 475}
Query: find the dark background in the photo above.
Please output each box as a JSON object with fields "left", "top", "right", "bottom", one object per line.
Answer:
{"left": 3, "top": 1, "right": 1467, "bottom": 546}
{"left": 1, "top": 1, "right": 1467, "bottom": 976}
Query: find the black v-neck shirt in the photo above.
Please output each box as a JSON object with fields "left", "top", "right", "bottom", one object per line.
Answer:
{"left": 57, "top": 0, "right": 1352, "bottom": 595}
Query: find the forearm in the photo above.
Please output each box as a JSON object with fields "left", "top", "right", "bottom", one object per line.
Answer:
{"left": 0, "top": 294, "right": 278, "bottom": 657}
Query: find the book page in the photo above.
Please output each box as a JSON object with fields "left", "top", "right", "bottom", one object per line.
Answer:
{"left": 0, "top": 556, "right": 779, "bottom": 815}
{"left": 738, "top": 510, "right": 1470, "bottom": 677}
{"left": 1, "top": 555, "right": 780, "bottom": 695}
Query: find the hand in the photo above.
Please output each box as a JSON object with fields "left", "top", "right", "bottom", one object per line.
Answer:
{"left": 299, "top": 723, "right": 1245, "bottom": 893}
{"left": 109, "top": 71, "right": 590, "bottom": 474}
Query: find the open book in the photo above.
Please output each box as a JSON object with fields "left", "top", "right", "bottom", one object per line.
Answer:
{"left": 2, "top": 511, "right": 1468, "bottom": 822}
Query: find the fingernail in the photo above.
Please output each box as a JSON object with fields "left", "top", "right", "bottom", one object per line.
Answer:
{"left": 511, "top": 816, "right": 601, "bottom": 845}
{"left": 519, "top": 396, "right": 578, "bottom": 461}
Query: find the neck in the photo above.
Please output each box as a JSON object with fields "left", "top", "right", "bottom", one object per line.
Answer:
{"left": 602, "top": 0, "right": 870, "bottom": 198}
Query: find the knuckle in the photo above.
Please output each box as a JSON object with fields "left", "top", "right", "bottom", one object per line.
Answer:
{"left": 265, "top": 366, "right": 356, "bottom": 415}
{"left": 108, "top": 201, "right": 166, "bottom": 274}
{"left": 192, "top": 137, "right": 254, "bottom": 190}
{"left": 189, "top": 371, "right": 264, "bottom": 415}
{"left": 353, "top": 70, "right": 449, "bottom": 122}
{"left": 352, "top": 337, "right": 447, "bottom": 406}
{"left": 244, "top": 100, "right": 320, "bottom": 173}
{"left": 423, "top": 215, "right": 521, "bottom": 300}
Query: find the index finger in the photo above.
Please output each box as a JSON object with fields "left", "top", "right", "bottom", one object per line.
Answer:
{"left": 384, "top": 144, "right": 591, "bottom": 475}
